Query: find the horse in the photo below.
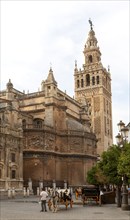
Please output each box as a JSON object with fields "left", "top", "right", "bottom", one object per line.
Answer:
{"left": 47, "top": 188, "right": 59, "bottom": 213}
{"left": 57, "top": 188, "right": 73, "bottom": 210}
{"left": 48, "top": 188, "right": 73, "bottom": 211}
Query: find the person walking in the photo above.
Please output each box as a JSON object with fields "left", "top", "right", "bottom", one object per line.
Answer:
{"left": 40, "top": 188, "right": 48, "bottom": 212}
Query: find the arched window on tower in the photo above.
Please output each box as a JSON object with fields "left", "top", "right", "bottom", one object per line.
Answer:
{"left": 33, "top": 118, "right": 43, "bottom": 129}
{"left": 11, "top": 153, "right": 15, "bottom": 162}
{"left": 81, "top": 79, "right": 84, "bottom": 87}
{"left": 88, "top": 55, "right": 93, "bottom": 63}
{"left": 11, "top": 170, "right": 16, "bottom": 179}
{"left": 77, "top": 80, "right": 80, "bottom": 88}
{"left": 22, "top": 119, "right": 26, "bottom": 129}
{"left": 96, "top": 75, "right": 100, "bottom": 84}
{"left": 86, "top": 74, "right": 90, "bottom": 86}
{"left": 92, "top": 76, "right": 95, "bottom": 85}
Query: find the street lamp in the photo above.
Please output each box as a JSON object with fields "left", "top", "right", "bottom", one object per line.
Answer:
{"left": 116, "top": 120, "right": 129, "bottom": 210}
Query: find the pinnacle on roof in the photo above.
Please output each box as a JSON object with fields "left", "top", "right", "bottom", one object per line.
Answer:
{"left": 46, "top": 67, "right": 57, "bottom": 86}
{"left": 6, "top": 79, "right": 13, "bottom": 89}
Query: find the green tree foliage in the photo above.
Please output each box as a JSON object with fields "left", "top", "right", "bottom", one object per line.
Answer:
{"left": 118, "top": 143, "right": 130, "bottom": 179}
{"left": 87, "top": 165, "right": 99, "bottom": 185}
{"left": 99, "top": 145, "right": 122, "bottom": 185}
{"left": 87, "top": 143, "right": 130, "bottom": 187}
{"left": 87, "top": 164, "right": 108, "bottom": 185}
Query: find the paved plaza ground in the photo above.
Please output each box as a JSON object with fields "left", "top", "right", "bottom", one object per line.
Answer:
{"left": 0, "top": 196, "right": 130, "bottom": 220}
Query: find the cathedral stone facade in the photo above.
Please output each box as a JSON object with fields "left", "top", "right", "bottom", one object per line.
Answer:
{"left": 0, "top": 22, "right": 112, "bottom": 192}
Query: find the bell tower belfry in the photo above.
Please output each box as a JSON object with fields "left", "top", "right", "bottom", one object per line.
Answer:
{"left": 74, "top": 20, "right": 113, "bottom": 155}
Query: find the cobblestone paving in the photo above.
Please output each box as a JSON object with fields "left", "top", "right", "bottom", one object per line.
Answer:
{"left": 0, "top": 198, "right": 130, "bottom": 220}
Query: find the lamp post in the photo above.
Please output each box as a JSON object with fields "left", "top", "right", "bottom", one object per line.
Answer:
{"left": 115, "top": 120, "right": 129, "bottom": 210}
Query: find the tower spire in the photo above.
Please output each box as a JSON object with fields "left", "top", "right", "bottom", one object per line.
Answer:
{"left": 74, "top": 21, "right": 113, "bottom": 155}
{"left": 83, "top": 21, "right": 101, "bottom": 66}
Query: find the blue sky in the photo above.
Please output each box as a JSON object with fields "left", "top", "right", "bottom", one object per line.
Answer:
{"left": 1, "top": 0, "right": 129, "bottom": 143}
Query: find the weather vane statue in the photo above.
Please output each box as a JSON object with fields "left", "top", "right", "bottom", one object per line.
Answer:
{"left": 88, "top": 18, "right": 93, "bottom": 30}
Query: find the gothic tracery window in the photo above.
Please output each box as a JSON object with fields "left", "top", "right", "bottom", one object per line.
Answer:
{"left": 92, "top": 76, "right": 95, "bottom": 85}
{"left": 81, "top": 79, "right": 84, "bottom": 87}
{"left": 88, "top": 55, "right": 93, "bottom": 63}
{"left": 96, "top": 75, "right": 100, "bottom": 84}
{"left": 86, "top": 74, "right": 90, "bottom": 86}
{"left": 77, "top": 80, "right": 80, "bottom": 88}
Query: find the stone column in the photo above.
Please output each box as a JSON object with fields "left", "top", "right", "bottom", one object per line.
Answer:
{"left": 28, "top": 178, "right": 32, "bottom": 191}
{"left": 19, "top": 151, "right": 23, "bottom": 181}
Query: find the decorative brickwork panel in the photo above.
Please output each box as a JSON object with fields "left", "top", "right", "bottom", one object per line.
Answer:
{"left": 104, "top": 98, "right": 106, "bottom": 112}
{"left": 109, "top": 102, "right": 111, "bottom": 116}
{"left": 24, "top": 135, "right": 45, "bottom": 150}
{"left": 45, "top": 133, "right": 55, "bottom": 150}
{"left": 104, "top": 116, "right": 107, "bottom": 135}
{"left": 69, "top": 137, "right": 83, "bottom": 153}
{"left": 59, "top": 137, "right": 68, "bottom": 153}
{"left": 94, "top": 116, "right": 101, "bottom": 134}
{"left": 10, "top": 181, "right": 19, "bottom": 188}
{"left": 110, "top": 119, "right": 112, "bottom": 137}
{"left": 86, "top": 98, "right": 91, "bottom": 103}
{"left": 94, "top": 97, "right": 100, "bottom": 112}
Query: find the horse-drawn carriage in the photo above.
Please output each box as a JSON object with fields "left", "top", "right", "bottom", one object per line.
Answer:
{"left": 48, "top": 188, "right": 73, "bottom": 212}
{"left": 81, "top": 185, "right": 100, "bottom": 205}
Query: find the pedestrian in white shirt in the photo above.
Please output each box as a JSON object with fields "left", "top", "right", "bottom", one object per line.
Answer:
{"left": 40, "top": 188, "right": 48, "bottom": 212}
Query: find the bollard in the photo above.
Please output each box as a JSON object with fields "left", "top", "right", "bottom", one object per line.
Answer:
{"left": 12, "top": 187, "right": 15, "bottom": 198}
{"left": 39, "top": 181, "right": 43, "bottom": 191}
{"left": 8, "top": 188, "right": 11, "bottom": 199}
{"left": 28, "top": 178, "right": 32, "bottom": 191}
{"left": 45, "top": 187, "right": 47, "bottom": 192}
{"left": 23, "top": 187, "right": 26, "bottom": 197}
{"left": 37, "top": 187, "right": 40, "bottom": 196}
{"left": 53, "top": 180, "right": 56, "bottom": 190}
{"left": 64, "top": 180, "right": 67, "bottom": 189}
{"left": 27, "top": 188, "right": 30, "bottom": 197}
